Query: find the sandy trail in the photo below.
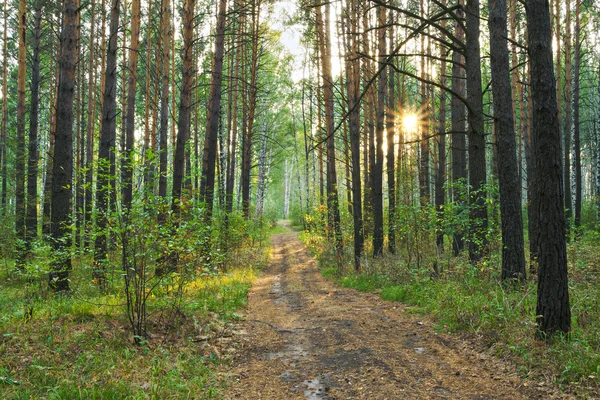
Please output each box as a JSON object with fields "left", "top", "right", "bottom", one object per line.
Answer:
{"left": 224, "top": 227, "right": 568, "bottom": 399}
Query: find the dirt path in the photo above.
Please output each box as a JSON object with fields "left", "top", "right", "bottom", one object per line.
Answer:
{"left": 224, "top": 227, "right": 569, "bottom": 399}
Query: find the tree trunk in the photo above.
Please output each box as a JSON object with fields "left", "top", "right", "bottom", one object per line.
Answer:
{"left": 387, "top": 15, "right": 396, "bottom": 255}
{"left": 122, "top": 0, "right": 142, "bottom": 211}
{"left": 465, "top": 0, "right": 488, "bottom": 262}
{"left": 172, "top": 0, "right": 194, "bottom": 212}
{"left": 142, "top": 0, "right": 153, "bottom": 193}
{"left": 49, "top": 0, "right": 79, "bottom": 292}
{"left": 526, "top": 0, "right": 571, "bottom": 338}
{"left": 225, "top": 2, "right": 241, "bottom": 216}
{"left": 345, "top": 0, "right": 364, "bottom": 270}
{"left": 563, "top": 0, "right": 572, "bottom": 237}
{"left": 0, "top": 1, "right": 7, "bottom": 216}
{"left": 315, "top": 0, "right": 342, "bottom": 257}
{"left": 85, "top": 0, "right": 96, "bottom": 246}
{"left": 435, "top": 0, "right": 447, "bottom": 252}
{"left": 418, "top": 0, "right": 430, "bottom": 205}
{"left": 158, "top": 0, "right": 171, "bottom": 201}
{"left": 371, "top": 2, "right": 386, "bottom": 257}
{"left": 200, "top": 0, "right": 228, "bottom": 218}
{"left": 26, "top": 8, "right": 42, "bottom": 247}
{"left": 451, "top": 5, "right": 466, "bottom": 256}
{"left": 488, "top": 0, "right": 526, "bottom": 280}
{"left": 573, "top": 0, "right": 581, "bottom": 233}
{"left": 240, "top": 0, "right": 261, "bottom": 219}
{"left": 16, "top": 0, "right": 27, "bottom": 265}
{"left": 94, "top": 0, "right": 120, "bottom": 288}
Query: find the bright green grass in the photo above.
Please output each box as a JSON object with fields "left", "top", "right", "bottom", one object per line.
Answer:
{"left": 0, "top": 253, "right": 265, "bottom": 400}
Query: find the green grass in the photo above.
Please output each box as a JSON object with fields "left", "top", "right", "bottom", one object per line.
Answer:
{"left": 0, "top": 267, "right": 258, "bottom": 399}
{"left": 0, "top": 233, "right": 273, "bottom": 400}
{"left": 304, "top": 231, "right": 600, "bottom": 395}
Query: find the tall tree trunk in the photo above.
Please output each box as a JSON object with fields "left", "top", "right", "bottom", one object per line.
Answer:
{"left": 142, "top": 0, "right": 154, "bottom": 193}
{"left": 465, "top": 0, "right": 488, "bottom": 262}
{"left": 85, "top": 0, "right": 96, "bottom": 245}
{"left": 0, "top": 1, "right": 7, "bottom": 216}
{"left": 371, "top": 2, "right": 386, "bottom": 257}
{"left": 200, "top": 0, "right": 228, "bottom": 218}
{"left": 122, "top": 0, "right": 142, "bottom": 211}
{"left": 451, "top": 5, "right": 466, "bottom": 256}
{"left": 94, "top": 0, "right": 120, "bottom": 288}
{"left": 315, "top": 0, "right": 342, "bottom": 257}
{"left": 597, "top": 64, "right": 600, "bottom": 216}
{"left": 43, "top": 41, "right": 60, "bottom": 235}
{"left": 26, "top": 8, "right": 42, "bottom": 246}
{"left": 49, "top": 0, "right": 79, "bottom": 292}
{"left": 158, "top": 0, "right": 171, "bottom": 201}
{"left": 573, "top": 0, "right": 581, "bottom": 233}
{"left": 173, "top": 0, "right": 195, "bottom": 211}
{"left": 563, "top": 0, "right": 572, "bottom": 237}
{"left": 362, "top": 6, "right": 373, "bottom": 237}
{"left": 116, "top": 0, "right": 128, "bottom": 216}
{"left": 345, "top": 0, "right": 363, "bottom": 269}
{"left": 387, "top": 15, "right": 396, "bottom": 255}
{"left": 435, "top": 0, "right": 447, "bottom": 252}
{"left": 419, "top": 0, "right": 430, "bottom": 205}
{"left": 526, "top": 0, "right": 571, "bottom": 338}
{"left": 15, "top": 0, "right": 27, "bottom": 265}
{"left": 226, "top": 1, "right": 241, "bottom": 216}
{"left": 240, "top": 0, "right": 261, "bottom": 219}
{"left": 488, "top": 0, "right": 526, "bottom": 280}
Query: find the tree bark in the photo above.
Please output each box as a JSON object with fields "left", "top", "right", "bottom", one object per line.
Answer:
{"left": 50, "top": 0, "right": 79, "bottom": 292}
{"left": 122, "top": 0, "right": 142, "bottom": 211}
{"left": 240, "top": 0, "right": 261, "bottom": 219}
{"left": 526, "top": 0, "right": 571, "bottom": 338}
{"left": 419, "top": 0, "right": 430, "bottom": 205}
{"left": 488, "top": 0, "right": 526, "bottom": 280}
{"left": 16, "top": 0, "right": 27, "bottom": 265}
{"left": 94, "top": 0, "right": 120, "bottom": 288}
{"left": 435, "top": 0, "right": 447, "bottom": 252}
{"left": 451, "top": 5, "right": 466, "bottom": 256}
{"left": 158, "top": 0, "right": 171, "bottom": 200}
{"left": 371, "top": 2, "right": 386, "bottom": 257}
{"left": 345, "top": 0, "right": 364, "bottom": 269}
{"left": 573, "top": 0, "right": 581, "bottom": 232}
{"left": 85, "top": 0, "right": 97, "bottom": 246}
{"left": 315, "top": 0, "right": 343, "bottom": 257}
{"left": 563, "top": 0, "right": 572, "bottom": 236}
{"left": 26, "top": 8, "right": 42, "bottom": 247}
{"left": 465, "top": 0, "right": 488, "bottom": 262}
{"left": 200, "top": 0, "right": 228, "bottom": 218}
{"left": 387, "top": 15, "right": 396, "bottom": 255}
{"left": 0, "top": 1, "right": 7, "bottom": 216}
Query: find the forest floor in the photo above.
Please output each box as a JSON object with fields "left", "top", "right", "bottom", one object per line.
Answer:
{"left": 222, "top": 223, "right": 571, "bottom": 399}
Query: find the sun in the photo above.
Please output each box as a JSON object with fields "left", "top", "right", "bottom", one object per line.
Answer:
{"left": 402, "top": 113, "right": 419, "bottom": 134}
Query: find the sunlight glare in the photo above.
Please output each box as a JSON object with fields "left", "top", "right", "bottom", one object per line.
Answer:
{"left": 403, "top": 113, "right": 419, "bottom": 134}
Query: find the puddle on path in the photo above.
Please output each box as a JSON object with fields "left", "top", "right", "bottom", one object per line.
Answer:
{"left": 301, "top": 376, "right": 332, "bottom": 399}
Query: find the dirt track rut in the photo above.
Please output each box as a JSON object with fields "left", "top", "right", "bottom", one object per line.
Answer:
{"left": 224, "top": 228, "right": 569, "bottom": 399}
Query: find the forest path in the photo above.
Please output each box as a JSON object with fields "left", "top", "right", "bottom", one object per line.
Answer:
{"left": 223, "top": 224, "right": 567, "bottom": 399}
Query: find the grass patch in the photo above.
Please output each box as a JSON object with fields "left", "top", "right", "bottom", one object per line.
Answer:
{"left": 0, "top": 238, "right": 271, "bottom": 399}
{"left": 301, "top": 231, "right": 600, "bottom": 395}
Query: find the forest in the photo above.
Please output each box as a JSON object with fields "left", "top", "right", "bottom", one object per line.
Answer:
{"left": 1, "top": 0, "right": 600, "bottom": 397}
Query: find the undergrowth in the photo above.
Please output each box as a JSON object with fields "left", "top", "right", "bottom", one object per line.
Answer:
{"left": 303, "top": 229, "right": 600, "bottom": 396}
{"left": 0, "top": 225, "right": 278, "bottom": 399}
